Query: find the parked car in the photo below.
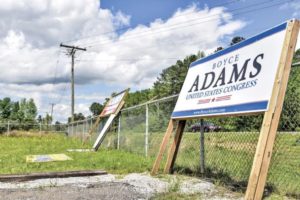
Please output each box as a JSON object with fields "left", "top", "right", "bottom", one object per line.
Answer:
{"left": 189, "top": 122, "right": 222, "bottom": 132}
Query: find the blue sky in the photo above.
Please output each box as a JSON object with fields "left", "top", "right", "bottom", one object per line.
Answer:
{"left": 102, "top": 0, "right": 297, "bottom": 42}
{"left": 0, "top": 0, "right": 299, "bottom": 122}
{"left": 88, "top": 0, "right": 300, "bottom": 103}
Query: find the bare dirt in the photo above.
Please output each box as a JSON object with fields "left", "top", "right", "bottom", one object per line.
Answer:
{"left": 0, "top": 173, "right": 243, "bottom": 200}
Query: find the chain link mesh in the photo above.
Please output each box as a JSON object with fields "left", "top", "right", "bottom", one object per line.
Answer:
{"left": 68, "top": 67, "right": 299, "bottom": 197}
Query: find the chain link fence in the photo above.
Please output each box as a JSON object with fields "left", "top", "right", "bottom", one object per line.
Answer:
{"left": 0, "top": 121, "right": 68, "bottom": 135}
{"left": 68, "top": 67, "right": 300, "bottom": 198}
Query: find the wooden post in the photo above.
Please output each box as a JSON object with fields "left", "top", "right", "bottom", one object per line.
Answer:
{"left": 245, "top": 19, "right": 299, "bottom": 200}
{"left": 164, "top": 120, "right": 186, "bottom": 173}
{"left": 151, "top": 119, "right": 174, "bottom": 175}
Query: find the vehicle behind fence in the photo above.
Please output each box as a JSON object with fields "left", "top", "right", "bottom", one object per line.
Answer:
{"left": 68, "top": 67, "right": 300, "bottom": 198}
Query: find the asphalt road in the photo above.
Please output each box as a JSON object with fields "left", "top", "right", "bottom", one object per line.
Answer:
{"left": 0, "top": 182, "right": 147, "bottom": 200}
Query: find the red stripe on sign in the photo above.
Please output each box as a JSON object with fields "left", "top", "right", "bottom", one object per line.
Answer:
{"left": 216, "top": 95, "right": 232, "bottom": 101}
{"left": 198, "top": 99, "right": 211, "bottom": 104}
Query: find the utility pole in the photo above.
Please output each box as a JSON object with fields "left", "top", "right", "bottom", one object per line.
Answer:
{"left": 50, "top": 103, "right": 55, "bottom": 122}
{"left": 60, "top": 43, "right": 86, "bottom": 122}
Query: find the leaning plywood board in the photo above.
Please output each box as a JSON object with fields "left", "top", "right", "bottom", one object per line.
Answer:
{"left": 85, "top": 89, "right": 129, "bottom": 141}
{"left": 92, "top": 90, "right": 128, "bottom": 151}
{"left": 92, "top": 114, "right": 116, "bottom": 150}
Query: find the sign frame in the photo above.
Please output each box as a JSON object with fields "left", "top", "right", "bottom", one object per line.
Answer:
{"left": 99, "top": 89, "right": 129, "bottom": 117}
{"left": 151, "top": 19, "right": 299, "bottom": 200}
{"left": 172, "top": 22, "right": 290, "bottom": 120}
{"left": 86, "top": 88, "right": 129, "bottom": 150}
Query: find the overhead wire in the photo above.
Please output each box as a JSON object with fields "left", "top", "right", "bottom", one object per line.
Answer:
{"left": 74, "top": 0, "right": 293, "bottom": 63}
{"left": 82, "top": 0, "right": 291, "bottom": 48}
{"left": 51, "top": 0, "right": 293, "bottom": 120}
{"left": 55, "top": 50, "right": 85, "bottom": 105}
{"left": 63, "top": 0, "right": 242, "bottom": 45}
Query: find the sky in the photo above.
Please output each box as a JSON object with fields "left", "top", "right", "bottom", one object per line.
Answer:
{"left": 0, "top": 0, "right": 300, "bottom": 122}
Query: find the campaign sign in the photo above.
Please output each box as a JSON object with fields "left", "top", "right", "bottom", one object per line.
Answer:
{"left": 172, "top": 22, "right": 288, "bottom": 119}
{"left": 100, "top": 90, "right": 127, "bottom": 117}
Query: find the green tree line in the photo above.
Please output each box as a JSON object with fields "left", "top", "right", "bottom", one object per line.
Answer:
{"left": 0, "top": 97, "right": 37, "bottom": 123}
{"left": 89, "top": 37, "right": 299, "bottom": 131}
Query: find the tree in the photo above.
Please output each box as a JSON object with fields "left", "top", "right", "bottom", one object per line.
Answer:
{"left": 44, "top": 113, "right": 52, "bottom": 125}
{"left": 0, "top": 97, "right": 12, "bottom": 119}
{"left": 37, "top": 115, "right": 42, "bottom": 123}
{"left": 153, "top": 53, "right": 204, "bottom": 98}
{"left": 17, "top": 98, "right": 37, "bottom": 123}
{"left": 10, "top": 102, "right": 20, "bottom": 121}
{"left": 214, "top": 46, "right": 224, "bottom": 52}
{"left": 278, "top": 49, "right": 300, "bottom": 130}
{"left": 230, "top": 36, "right": 245, "bottom": 46}
{"left": 26, "top": 98, "right": 37, "bottom": 122}
{"left": 89, "top": 102, "right": 104, "bottom": 116}
{"left": 68, "top": 113, "right": 85, "bottom": 123}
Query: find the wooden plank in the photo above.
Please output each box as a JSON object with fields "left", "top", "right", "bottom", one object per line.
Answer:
{"left": 83, "top": 115, "right": 102, "bottom": 144}
{"left": 84, "top": 100, "right": 125, "bottom": 144}
{"left": 164, "top": 120, "right": 186, "bottom": 173}
{"left": 86, "top": 89, "right": 128, "bottom": 141}
{"left": 0, "top": 170, "right": 107, "bottom": 182}
{"left": 92, "top": 113, "right": 117, "bottom": 150}
{"left": 245, "top": 19, "right": 300, "bottom": 200}
{"left": 150, "top": 119, "right": 175, "bottom": 175}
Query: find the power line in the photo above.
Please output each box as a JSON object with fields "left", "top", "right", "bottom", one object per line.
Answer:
{"left": 52, "top": 49, "right": 63, "bottom": 86}
{"left": 50, "top": 0, "right": 292, "bottom": 109}
{"left": 86, "top": 0, "right": 293, "bottom": 48}
{"left": 76, "top": 2, "right": 292, "bottom": 64}
{"left": 54, "top": 51, "right": 86, "bottom": 106}
{"left": 63, "top": 0, "right": 242, "bottom": 45}
{"left": 76, "top": 58, "right": 179, "bottom": 62}
{"left": 85, "top": 0, "right": 291, "bottom": 48}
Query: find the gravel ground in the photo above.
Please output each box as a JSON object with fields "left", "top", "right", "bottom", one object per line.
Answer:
{"left": 0, "top": 173, "right": 243, "bottom": 200}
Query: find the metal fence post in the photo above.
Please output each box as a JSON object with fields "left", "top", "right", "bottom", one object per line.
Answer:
{"left": 117, "top": 114, "right": 121, "bottom": 150}
{"left": 39, "top": 122, "right": 42, "bottom": 135}
{"left": 145, "top": 103, "right": 149, "bottom": 157}
{"left": 76, "top": 122, "right": 79, "bottom": 138}
{"left": 82, "top": 122, "right": 84, "bottom": 140}
{"left": 90, "top": 117, "right": 93, "bottom": 131}
{"left": 200, "top": 119, "right": 205, "bottom": 174}
{"left": 85, "top": 119, "right": 88, "bottom": 138}
{"left": 72, "top": 122, "right": 74, "bottom": 136}
{"left": 67, "top": 123, "right": 69, "bottom": 136}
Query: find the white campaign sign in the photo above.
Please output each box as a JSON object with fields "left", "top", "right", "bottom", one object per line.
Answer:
{"left": 172, "top": 22, "right": 288, "bottom": 119}
{"left": 100, "top": 91, "right": 126, "bottom": 116}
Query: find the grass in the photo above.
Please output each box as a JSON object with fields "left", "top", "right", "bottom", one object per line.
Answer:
{"left": 0, "top": 130, "right": 299, "bottom": 199}
{"left": 175, "top": 132, "right": 300, "bottom": 198}
{"left": 0, "top": 132, "right": 153, "bottom": 175}
{"left": 105, "top": 130, "right": 300, "bottom": 198}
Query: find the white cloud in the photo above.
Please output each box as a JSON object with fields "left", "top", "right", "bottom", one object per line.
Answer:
{"left": 0, "top": 1, "right": 246, "bottom": 122}
{"left": 280, "top": 2, "right": 300, "bottom": 17}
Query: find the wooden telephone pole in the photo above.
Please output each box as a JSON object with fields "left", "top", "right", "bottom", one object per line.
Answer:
{"left": 50, "top": 103, "right": 55, "bottom": 122}
{"left": 60, "top": 43, "right": 86, "bottom": 122}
